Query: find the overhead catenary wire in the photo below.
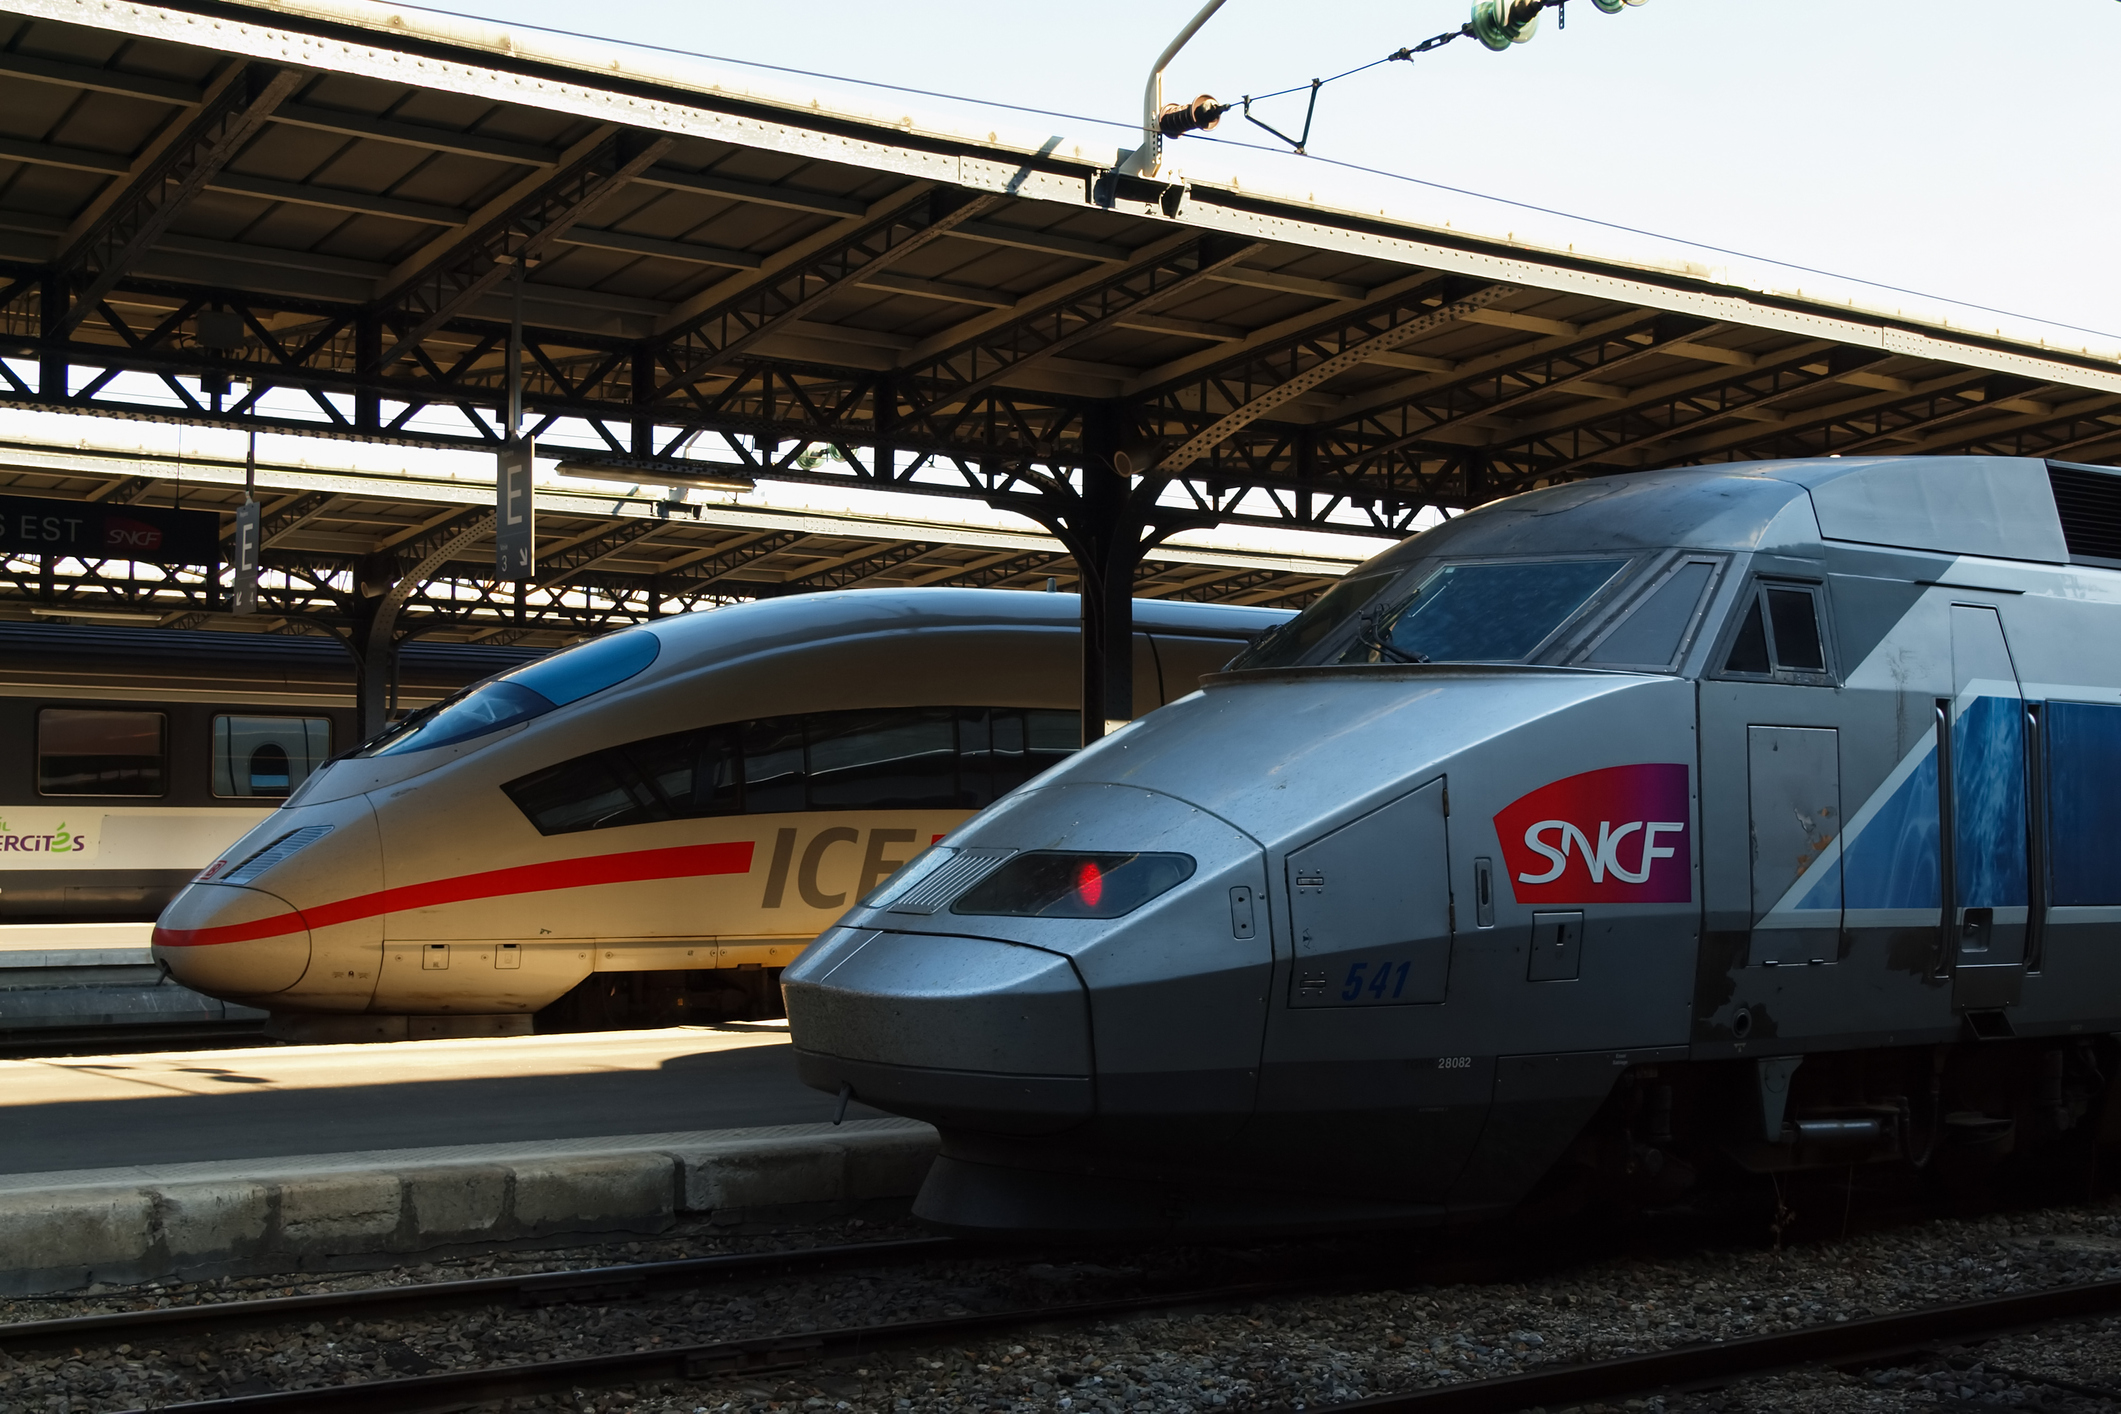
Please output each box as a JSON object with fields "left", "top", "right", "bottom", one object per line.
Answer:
{"left": 383, "top": 0, "right": 2119, "bottom": 344}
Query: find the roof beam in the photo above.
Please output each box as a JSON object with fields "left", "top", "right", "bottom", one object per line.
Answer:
{"left": 0, "top": 51, "right": 203, "bottom": 105}
{"left": 0, "top": 136, "right": 129, "bottom": 176}
{"left": 259, "top": 491, "right": 339, "bottom": 548}
{"left": 649, "top": 185, "right": 1001, "bottom": 396}
{"left": 949, "top": 220, "right": 1129, "bottom": 264}
{"left": 205, "top": 173, "right": 467, "bottom": 226}
{"left": 657, "top": 529, "right": 812, "bottom": 588}
{"left": 533, "top": 519, "right": 668, "bottom": 588}
{"left": 376, "top": 127, "right": 674, "bottom": 372}
{"left": 269, "top": 103, "right": 557, "bottom": 167}
{"left": 1320, "top": 317, "right": 1721, "bottom": 468}
{"left": 1156, "top": 283, "right": 1518, "bottom": 477}
{"left": 1488, "top": 339, "right": 1843, "bottom": 453}
{"left": 893, "top": 228, "right": 1196, "bottom": 370}
{"left": 1122, "top": 271, "right": 1424, "bottom": 401}
{"left": 901, "top": 236, "right": 1268, "bottom": 423}
{"left": 1647, "top": 370, "right": 1996, "bottom": 467}
{"left": 633, "top": 168, "right": 868, "bottom": 217}
{"left": 558, "top": 227, "right": 760, "bottom": 270}
{"left": 53, "top": 63, "right": 306, "bottom": 337}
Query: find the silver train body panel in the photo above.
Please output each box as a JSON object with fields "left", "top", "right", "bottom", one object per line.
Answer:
{"left": 152, "top": 590, "right": 1287, "bottom": 1026}
{"left": 785, "top": 457, "right": 2121, "bottom": 1232}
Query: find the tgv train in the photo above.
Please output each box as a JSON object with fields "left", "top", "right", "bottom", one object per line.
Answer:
{"left": 786, "top": 456, "right": 2121, "bottom": 1234}
{"left": 0, "top": 623, "right": 535, "bottom": 924}
{"left": 151, "top": 591, "right": 1290, "bottom": 1042}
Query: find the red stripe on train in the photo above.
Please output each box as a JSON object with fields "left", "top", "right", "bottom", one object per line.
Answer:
{"left": 151, "top": 840, "right": 756, "bottom": 949}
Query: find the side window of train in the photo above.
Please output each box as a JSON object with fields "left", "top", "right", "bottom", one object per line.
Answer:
{"left": 1581, "top": 557, "right": 1722, "bottom": 671}
{"left": 212, "top": 716, "right": 332, "bottom": 799}
{"left": 1716, "top": 579, "right": 1833, "bottom": 684}
{"left": 38, "top": 707, "right": 166, "bottom": 796}
{"left": 504, "top": 706, "right": 1082, "bottom": 835}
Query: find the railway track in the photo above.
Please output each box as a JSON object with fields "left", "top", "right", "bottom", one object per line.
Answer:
{"left": 14, "top": 1211, "right": 2117, "bottom": 1413}
{"left": 1298, "top": 1273, "right": 2121, "bottom": 1412}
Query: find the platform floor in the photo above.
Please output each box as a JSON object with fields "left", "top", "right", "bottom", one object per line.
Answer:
{"left": 0, "top": 1022, "right": 884, "bottom": 1175}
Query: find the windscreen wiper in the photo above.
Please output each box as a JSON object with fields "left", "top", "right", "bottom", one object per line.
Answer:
{"left": 1355, "top": 610, "right": 1427, "bottom": 664}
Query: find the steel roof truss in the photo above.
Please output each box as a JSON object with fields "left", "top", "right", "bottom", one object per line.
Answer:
{"left": 53, "top": 64, "right": 305, "bottom": 338}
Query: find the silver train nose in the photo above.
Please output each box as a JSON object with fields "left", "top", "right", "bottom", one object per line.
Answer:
{"left": 153, "top": 882, "right": 312, "bottom": 1000}
{"left": 788, "top": 928, "right": 1092, "bottom": 1133}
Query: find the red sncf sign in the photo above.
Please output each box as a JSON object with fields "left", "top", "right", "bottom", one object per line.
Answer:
{"left": 1493, "top": 763, "right": 1692, "bottom": 905}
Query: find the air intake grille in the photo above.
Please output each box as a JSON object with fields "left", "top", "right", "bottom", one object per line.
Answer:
{"left": 2048, "top": 462, "right": 2121, "bottom": 564}
{"left": 881, "top": 847, "right": 1015, "bottom": 914}
{"left": 222, "top": 825, "right": 333, "bottom": 885}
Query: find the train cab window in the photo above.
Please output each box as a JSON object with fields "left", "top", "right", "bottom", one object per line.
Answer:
{"left": 358, "top": 629, "right": 661, "bottom": 757}
{"left": 1583, "top": 559, "right": 1719, "bottom": 670}
{"left": 212, "top": 716, "right": 331, "bottom": 798}
{"left": 503, "top": 706, "right": 1083, "bottom": 835}
{"left": 1342, "top": 558, "right": 1629, "bottom": 666}
{"left": 1720, "top": 581, "right": 1831, "bottom": 681}
{"left": 38, "top": 708, "right": 165, "bottom": 796}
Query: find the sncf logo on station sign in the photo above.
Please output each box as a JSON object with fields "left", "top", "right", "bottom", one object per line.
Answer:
{"left": 1494, "top": 763, "right": 1692, "bottom": 904}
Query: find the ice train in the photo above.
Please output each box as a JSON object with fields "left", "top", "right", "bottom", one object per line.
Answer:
{"left": 785, "top": 456, "right": 2121, "bottom": 1233}
{"left": 150, "top": 590, "right": 1288, "bottom": 1041}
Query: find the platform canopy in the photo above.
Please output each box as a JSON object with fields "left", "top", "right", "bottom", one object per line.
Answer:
{"left": 0, "top": 0, "right": 2116, "bottom": 731}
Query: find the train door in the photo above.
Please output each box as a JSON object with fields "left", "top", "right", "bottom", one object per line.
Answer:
{"left": 1946, "top": 605, "right": 2030, "bottom": 1011}
{"left": 1746, "top": 726, "right": 1842, "bottom": 964}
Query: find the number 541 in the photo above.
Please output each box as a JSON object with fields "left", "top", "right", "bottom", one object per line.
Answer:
{"left": 1342, "top": 959, "right": 1414, "bottom": 1002}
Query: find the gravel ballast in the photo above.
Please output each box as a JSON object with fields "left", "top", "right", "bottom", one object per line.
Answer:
{"left": 4, "top": 1200, "right": 2121, "bottom": 1411}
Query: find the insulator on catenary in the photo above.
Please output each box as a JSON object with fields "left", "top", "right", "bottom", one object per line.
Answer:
{"left": 1157, "top": 95, "right": 1229, "bottom": 139}
{"left": 1471, "top": 0, "right": 1646, "bottom": 52}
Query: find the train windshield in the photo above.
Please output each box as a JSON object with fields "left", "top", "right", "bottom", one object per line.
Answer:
{"left": 1231, "top": 557, "right": 1630, "bottom": 669}
{"left": 356, "top": 630, "right": 661, "bottom": 757}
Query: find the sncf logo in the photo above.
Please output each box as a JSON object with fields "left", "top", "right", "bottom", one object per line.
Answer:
{"left": 103, "top": 517, "right": 164, "bottom": 553}
{"left": 1494, "top": 763, "right": 1692, "bottom": 904}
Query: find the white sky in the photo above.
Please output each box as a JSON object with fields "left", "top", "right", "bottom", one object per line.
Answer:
{"left": 411, "top": 0, "right": 2121, "bottom": 339}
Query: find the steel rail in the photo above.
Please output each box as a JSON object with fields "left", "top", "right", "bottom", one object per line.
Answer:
{"left": 117, "top": 1271, "right": 1355, "bottom": 1414}
{"left": 1297, "top": 1273, "right": 2121, "bottom": 1413}
{"left": 0, "top": 1236, "right": 960, "bottom": 1352}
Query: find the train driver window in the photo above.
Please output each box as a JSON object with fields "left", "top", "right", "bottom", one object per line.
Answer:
{"left": 212, "top": 716, "right": 332, "bottom": 798}
{"left": 1583, "top": 559, "right": 1719, "bottom": 670}
{"left": 1719, "top": 581, "right": 1831, "bottom": 682}
{"left": 38, "top": 708, "right": 166, "bottom": 796}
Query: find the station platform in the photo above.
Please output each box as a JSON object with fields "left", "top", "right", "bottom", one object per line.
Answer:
{"left": 0, "top": 922, "right": 264, "bottom": 1042}
{"left": 0, "top": 1026, "right": 938, "bottom": 1296}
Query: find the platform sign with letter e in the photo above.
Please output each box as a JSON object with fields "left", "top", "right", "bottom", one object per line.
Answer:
{"left": 495, "top": 440, "right": 534, "bottom": 579}
{"left": 230, "top": 499, "right": 261, "bottom": 614}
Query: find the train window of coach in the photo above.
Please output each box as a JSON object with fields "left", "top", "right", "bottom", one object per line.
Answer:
{"left": 212, "top": 716, "right": 331, "bottom": 798}
{"left": 38, "top": 708, "right": 166, "bottom": 796}
{"left": 808, "top": 708, "right": 957, "bottom": 809}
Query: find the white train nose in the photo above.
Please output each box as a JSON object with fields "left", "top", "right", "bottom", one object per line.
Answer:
{"left": 153, "top": 883, "right": 312, "bottom": 1000}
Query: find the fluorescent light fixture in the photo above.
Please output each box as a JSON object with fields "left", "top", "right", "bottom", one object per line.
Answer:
{"left": 553, "top": 455, "right": 756, "bottom": 492}
{"left": 29, "top": 607, "right": 165, "bottom": 624}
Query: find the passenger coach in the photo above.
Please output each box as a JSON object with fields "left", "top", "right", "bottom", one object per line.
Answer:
{"left": 152, "top": 590, "right": 1289, "bottom": 1041}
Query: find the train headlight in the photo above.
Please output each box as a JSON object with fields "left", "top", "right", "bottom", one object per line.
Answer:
{"left": 950, "top": 851, "right": 1196, "bottom": 920}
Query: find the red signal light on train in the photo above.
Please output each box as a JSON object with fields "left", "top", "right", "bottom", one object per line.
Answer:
{"left": 1074, "top": 859, "right": 1105, "bottom": 909}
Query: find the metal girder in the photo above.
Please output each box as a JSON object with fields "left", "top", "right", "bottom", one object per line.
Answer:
{"left": 1156, "top": 282, "right": 1518, "bottom": 476}
{"left": 375, "top": 127, "right": 675, "bottom": 372}
{"left": 373, "top": 504, "right": 493, "bottom": 565}
{"left": 650, "top": 186, "right": 1003, "bottom": 398}
{"left": 899, "top": 235, "right": 1268, "bottom": 426}
{"left": 1318, "top": 314, "right": 1716, "bottom": 469}
{"left": 532, "top": 516, "right": 667, "bottom": 589}
{"left": 653, "top": 529, "right": 812, "bottom": 591}
{"left": 52, "top": 65, "right": 305, "bottom": 337}
{"left": 258, "top": 490, "right": 338, "bottom": 547}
